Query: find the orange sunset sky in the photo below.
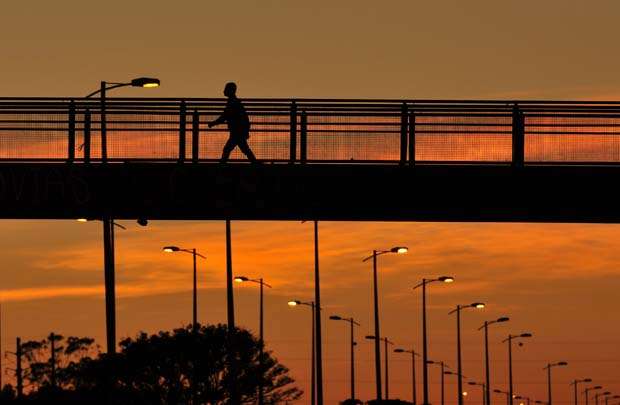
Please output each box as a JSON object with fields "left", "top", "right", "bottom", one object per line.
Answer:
{"left": 2, "top": 1, "right": 620, "bottom": 404}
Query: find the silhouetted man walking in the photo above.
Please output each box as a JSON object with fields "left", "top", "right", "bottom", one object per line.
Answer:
{"left": 208, "top": 82, "right": 258, "bottom": 163}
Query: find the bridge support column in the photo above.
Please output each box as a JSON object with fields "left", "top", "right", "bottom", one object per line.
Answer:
{"left": 512, "top": 105, "right": 525, "bottom": 168}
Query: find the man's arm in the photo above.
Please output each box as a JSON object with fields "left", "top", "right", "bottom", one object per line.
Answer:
{"left": 208, "top": 106, "right": 230, "bottom": 128}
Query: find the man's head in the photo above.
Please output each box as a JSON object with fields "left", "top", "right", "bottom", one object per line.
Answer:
{"left": 224, "top": 82, "right": 237, "bottom": 98}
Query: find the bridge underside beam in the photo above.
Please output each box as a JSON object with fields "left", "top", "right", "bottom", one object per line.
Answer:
{"left": 0, "top": 163, "right": 619, "bottom": 223}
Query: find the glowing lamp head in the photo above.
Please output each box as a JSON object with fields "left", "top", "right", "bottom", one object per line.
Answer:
{"left": 439, "top": 276, "right": 455, "bottom": 283}
{"left": 473, "top": 302, "right": 485, "bottom": 309}
{"left": 131, "top": 77, "right": 160, "bottom": 88}
{"left": 390, "top": 246, "right": 409, "bottom": 254}
{"left": 287, "top": 300, "right": 300, "bottom": 307}
{"left": 462, "top": 392, "right": 468, "bottom": 397}
{"left": 234, "top": 276, "right": 248, "bottom": 283}
{"left": 76, "top": 218, "right": 88, "bottom": 222}
{"left": 163, "top": 246, "right": 180, "bottom": 253}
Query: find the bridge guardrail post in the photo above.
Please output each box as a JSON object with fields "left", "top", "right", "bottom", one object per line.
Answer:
{"left": 409, "top": 109, "right": 416, "bottom": 166}
{"left": 400, "top": 102, "right": 408, "bottom": 165}
{"left": 67, "top": 100, "right": 76, "bottom": 162}
{"left": 179, "top": 101, "right": 186, "bottom": 162}
{"left": 512, "top": 104, "right": 525, "bottom": 168}
{"left": 192, "top": 109, "right": 200, "bottom": 163}
{"left": 300, "top": 110, "right": 307, "bottom": 164}
{"left": 290, "top": 101, "right": 297, "bottom": 163}
{"left": 84, "top": 109, "right": 91, "bottom": 163}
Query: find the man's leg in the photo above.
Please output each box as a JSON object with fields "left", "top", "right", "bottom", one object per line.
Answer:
{"left": 237, "top": 138, "right": 258, "bottom": 163}
{"left": 220, "top": 138, "right": 237, "bottom": 163}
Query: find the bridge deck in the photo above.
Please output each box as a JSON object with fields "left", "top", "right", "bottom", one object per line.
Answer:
{"left": 1, "top": 162, "right": 618, "bottom": 223}
{"left": 1, "top": 98, "right": 619, "bottom": 222}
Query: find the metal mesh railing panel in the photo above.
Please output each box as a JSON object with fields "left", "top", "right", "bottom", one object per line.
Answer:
{"left": 415, "top": 114, "right": 512, "bottom": 162}
{"left": 525, "top": 114, "right": 620, "bottom": 162}
{"left": 305, "top": 114, "right": 401, "bottom": 161}
{"left": 0, "top": 112, "right": 68, "bottom": 159}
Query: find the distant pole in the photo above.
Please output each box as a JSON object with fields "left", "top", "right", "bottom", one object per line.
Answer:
{"left": 372, "top": 250, "right": 382, "bottom": 401}
{"left": 16, "top": 337, "right": 23, "bottom": 398}
{"left": 313, "top": 221, "right": 324, "bottom": 405}
{"left": 412, "top": 351, "right": 417, "bottom": 405}
{"left": 0, "top": 302, "right": 2, "bottom": 389}
{"left": 548, "top": 365, "right": 552, "bottom": 405}
{"left": 50, "top": 333, "right": 57, "bottom": 388}
{"left": 225, "top": 219, "right": 239, "bottom": 404}
{"left": 385, "top": 338, "right": 389, "bottom": 400}
{"left": 350, "top": 319, "right": 356, "bottom": 401}
{"left": 509, "top": 337, "right": 514, "bottom": 405}
{"left": 226, "top": 220, "right": 235, "bottom": 328}
{"left": 484, "top": 322, "right": 491, "bottom": 405}
{"left": 311, "top": 302, "right": 316, "bottom": 405}
{"left": 422, "top": 280, "right": 429, "bottom": 405}
{"left": 258, "top": 279, "right": 264, "bottom": 405}
{"left": 103, "top": 217, "right": 116, "bottom": 354}
{"left": 457, "top": 307, "right": 464, "bottom": 405}
{"left": 192, "top": 248, "right": 197, "bottom": 328}
{"left": 440, "top": 361, "right": 445, "bottom": 405}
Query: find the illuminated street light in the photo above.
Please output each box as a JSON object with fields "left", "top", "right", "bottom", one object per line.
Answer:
{"left": 504, "top": 333, "right": 533, "bottom": 405}
{"left": 234, "top": 276, "right": 271, "bottom": 405}
{"left": 449, "top": 302, "right": 485, "bottom": 405}
{"left": 330, "top": 315, "right": 360, "bottom": 402}
{"left": 162, "top": 246, "right": 206, "bottom": 327}
{"left": 479, "top": 317, "right": 510, "bottom": 405}
{"left": 395, "top": 347, "right": 420, "bottom": 405}
{"left": 413, "top": 276, "right": 454, "bottom": 405}
{"left": 544, "top": 361, "right": 569, "bottom": 405}
{"left": 289, "top": 300, "right": 317, "bottom": 405}
{"left": 362, "top": 246, "right": 408, "bottom": 402}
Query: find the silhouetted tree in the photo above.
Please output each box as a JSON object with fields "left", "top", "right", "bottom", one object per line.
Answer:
{"left": 340, "top": 399, "right": 363, "bottom": 405}
{"left": 21, "top": 333, "right": 98, "bottom": 390}
{"left": 66, "top": 324, "right": 302, "bottom": 404}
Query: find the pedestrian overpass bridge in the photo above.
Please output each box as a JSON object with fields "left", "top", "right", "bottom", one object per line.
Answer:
{"left": 1, "top": 98, "right": 619, "bottom": 223}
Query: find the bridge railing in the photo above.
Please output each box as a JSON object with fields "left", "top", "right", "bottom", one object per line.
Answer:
{"left": 1, "top": 98, "right": 620, "bottom": 165}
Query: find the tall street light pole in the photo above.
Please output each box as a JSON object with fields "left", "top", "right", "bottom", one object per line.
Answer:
{"left": 289, "top": 300, "right": 317, "bottom": 405}
{"left": 163, "top": 246, "right": 207, "bottom": 328}
{"left": 544, "top": 361, "right": 568, "bottom": 405}
{"left": 330, "top": 315, "right": 360, "bottom": 402}
{"left": 570, "top": 378, "right": 593, "bottom": 405}
{"left": 595, "top": 392, "right": 611, "bottom": 405}
{"left": 395, "top": 347, "right": 420, "bottom": 405}
{"left": 449, "top": 302, "right": 486, "bottom": 405}
{"left": 413, "top": 276, "right": 455, "bottom": 405}
{"left": 494, "top": 389, "right": 511, "bottom": 405}
{"left": 469, "top": 382, "right": 487, "bottom": 405}
{"left": 362, "top": 246, "right": 408, "bottom": 402}
{"left": 84, "top": 77, "right": 159, "bottom": 354}
{"left": 428, "top": 360, "right": 450, "bottom": 405}
{"left": 504, "top": 333, "right": 533, "bottom": 405}
{"left": 234, "top": 276, "right": 272, "bottom": 405}
{"left": 584, "top": 386, "right": 603, "bottom": 405}
{"left": 366, "top": 335, "right": 395, "bottom": 400}
{"left": 479, "top": 317, "right": 510, "bottom": 405}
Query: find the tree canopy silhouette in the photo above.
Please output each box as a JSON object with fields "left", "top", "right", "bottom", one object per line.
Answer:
{"left": 8, "top": 324, "right": 301, "bottom": 404}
